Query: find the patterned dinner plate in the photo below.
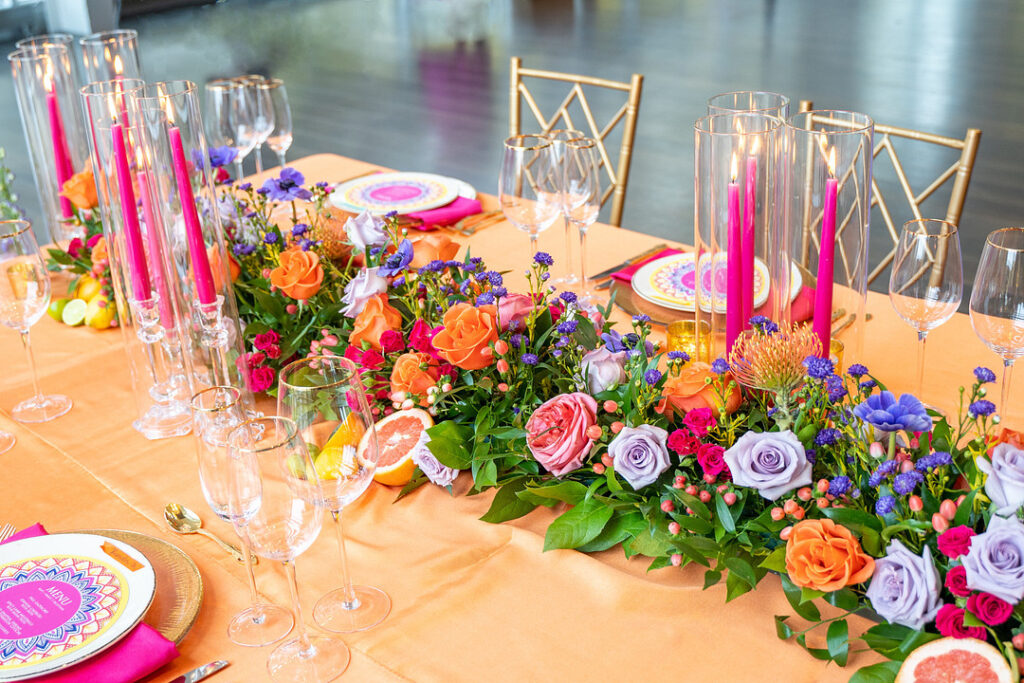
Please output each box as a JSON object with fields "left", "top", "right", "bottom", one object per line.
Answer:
{"left": 0, "top": 533, "right": 156, "bottom": 681}
{"left": 329, "top": 172, "right": 460, "bottom": 215}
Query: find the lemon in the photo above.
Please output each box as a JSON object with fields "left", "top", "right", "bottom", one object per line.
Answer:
{"left": 48, "top": 298, "right": 69, "bottom": 322}
{"left": 85, "top": 294, "right": 115, "bottom": 329}
{"left": 75, "top": 275, "right": 102, "bottom": 302}
{"left": 61, "top": 298, "right": 88, "bottom": 326}
{"left": 315, "top": 445, "right": 361, "bottom": 481}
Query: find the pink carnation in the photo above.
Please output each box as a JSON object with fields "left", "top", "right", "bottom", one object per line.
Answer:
{"left": 379, "top": 329, "right": 405, "bottom": 354}
{"left": 344, "top": 344, "right": 384, "bottom": 371}
{"left": 525, "top": 392, "right": 598, "bottom": 477}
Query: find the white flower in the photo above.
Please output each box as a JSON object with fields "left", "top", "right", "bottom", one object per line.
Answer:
{"left": 344, "top": 211, "right": 388, "bottom": 252}
{"left": 341, "top": 267, "right": 387, "bottom": 318}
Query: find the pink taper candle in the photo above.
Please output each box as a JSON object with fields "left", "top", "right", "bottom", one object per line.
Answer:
{"left": 46, "top": 89, "right": 73, "bottom": 219}
{"left": 137, "top": 169, "right": 174, "bottom": 327}
{"left": 111, "top": 123, "right": 151, "bottom": 301}
{"left": 168, "top": 125, "right": 217, "bottom": 305}
{"left": 742, "top": 155, "right": 756, "bottom": 325}
{"left": 813, "top": 152, "right": 839, "bottom": 356}
{"left": 726, "top": 154, "right": 742, "bottom": 354}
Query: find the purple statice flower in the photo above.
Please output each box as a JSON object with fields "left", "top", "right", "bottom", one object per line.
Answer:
{"left": 540, "top": 272, "right": 551, "bottom": 281}
{"left": 291, "top": 223, "right": 309, "bottom": 237}
{"left": 893, "top": 470, "right": 924, "bottom": 495}
{"left": 392, "top": 276, "right": 406, "bottom": 287}
{"left": 847, "top": 363, "right": 868, "bottom": 378}
{"left": 667, "top": 351, "right": 690, "bottom": 362}
{"left": 256, "top": 186, "right": 270, "bottom": 196}
{"left": 556, "top": 320, "right": 578, "bottom": 334}
{"left": 969, "top": 400, "right": 997, "bottom": 418}
{"left": 814, "top": 428, "right": 841, "bottom": 447}
{"left": 749, "top": 315, "right": 779, "bottom": 335}
{"left": 805, "top": 447, "right": 817, "bottom": 464}
{"left": 869, "top": 460, "right": 899, "bottom": 487}
{"left": 915, "top": 452, "right": 953, "bottom": 472}
{"left": 975, "top": 367, "right": 997, "bottom": 384}
{"left": 826, "top": 374, "right": 848, "bottom": 403}
{"left": 486, "top": 271, "right": 503, "bottom": 286}
{"left": 876, "top": 495, "right": 897, "bottom": 515}
{"left": 509, "top": 333, "right": 523, "bottom": 348}
{"left": 555, "top": 336, "right": 569, "bottom": 348}
{"left": 446, "top": 260, "right": 463, "bottom": 269}
{"left": 534, "top": 252, "right": 554, "bottom": 267}
{"left": 552, "top": 349, "right": 563, "bottom": 358}
{"left": 493, "top": 286, "right": 508, "bottom": 298}
{"left": 559, "top": 291, "right": 577, "bottom": 304}
{"left": 828, "top": 476, "right": 852, "bottom": 497}
{"left": 261, "top": 167, "right": 312, "bottom": 202}
{"left": 602, "top": 330, "right": 626, "bottom": 353}
{"left": 860, "top": 379, "right": 878, "bottom": 390}
{"left": 232, "top": 243, "right": 256, "bottom": 256}
{"left": 422, "top": 259, "right": 446, "bottom": 273}
{"left": 385, "top": 210, "right": 399, "bottom": 218}
{"left": 853, "top": 391, "right": 932, "bottom": 433}
{"left": 711, "top": 358, "right": 730, "bottom": 375}
{"left": 379, "top": 239, "right": 414, "bottom": 277}
{"left": 521, "top": 353, "right": 538, "bottom": 365}
{"left": 314, "top": 181, "right": 329, "bottom": 189}
{"left": 476, "top": 292, "right": 495, "bottom": 306}
{"left": 238, "top": 182, "right": 252, "bottom": 191}
{"left": 803, "top": 356, "right": 834, "bottom": 380}
{"left": 263, "top": 232, "right": 279, "bottom": 245}
{"left": 644, "top": 369, "right": 662, "bottom": 385}
{"left": 298, "top": 238, "right": 316, "bottom": 251}
{"left": 633, "top": 314, "right": 651, "bottom": 324}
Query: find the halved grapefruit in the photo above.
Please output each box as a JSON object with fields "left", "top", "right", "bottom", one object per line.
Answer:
{"left": 361, "top": 408, "right": 433, "bottom": 486}
{"left": 896, "top": 637, "right": 1012, "bottom": 683}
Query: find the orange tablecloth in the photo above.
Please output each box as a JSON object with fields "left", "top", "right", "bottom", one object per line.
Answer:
{"left": 1, "top": 154, "right": 1017, "bottom": 682}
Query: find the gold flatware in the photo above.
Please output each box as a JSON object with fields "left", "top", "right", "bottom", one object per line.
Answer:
{"left": 163, "top": 502, "right": 250, "bottom": 564}
{"left": 832, "top": 313, "right": 873, "bottom": 337}
{"left": 589, "top": 243, "right": 670, "bottom": 283}
{"left": 169, "top": 660, "right": 229, "bottom": 683}
{"left": 0, "top": 523, "right": 15, "bottom": 543}
{"left": 831, "top": 308, "right": 846, "bottom": 324}
{"left": 455, "top": 210, "right": 504, "bottom": 237}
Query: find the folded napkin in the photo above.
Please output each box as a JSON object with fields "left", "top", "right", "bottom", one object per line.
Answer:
{"left": 610, "top": 248, "right": 685, "bottom": 282}
{"left": 406, "top": 196, "right": 482, "bottom": 231}
{"left": 1, "top": 524, "right": 179, "bottom": 683}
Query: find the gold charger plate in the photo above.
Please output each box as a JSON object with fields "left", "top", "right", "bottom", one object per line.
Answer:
{"left": 609, "top": 279, "right": 687, "bottom": 326}
{"left": 64, "top": 529, "right": 203, "bottom": 644}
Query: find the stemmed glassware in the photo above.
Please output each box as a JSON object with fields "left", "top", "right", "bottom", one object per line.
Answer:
{"left": 205, "top": 79, "right": 256, "bottom": 180}
{"left": 277, "top": 356, "right": 390, "bottom": 633}
{"left": 261, "top": 78, "right": 293, "bottom": 168}
{"left": 888, "top": 219, "right": 963, "bottom": 395}
{"left": 0, "top": 220, "right": 71, "bottom": 423}
{"left": 499, "top": 134, "right": 561, "bottom": 259}
{"left": 563, "top": 137, "right": 602, "bottom": 304}
{"left": 236, "top": 75, "right": 275, "bottom": 174}
{"left": 228, "top": 416, "right": 350, "bottom": 682}
{"left": 191, "top": 386, "right": 293, "bottom": 647}
{"left": 970, "top": 227, "right": 1024, "bottom": 415}
{"left": 547, "top": 128, "right": 584, "bottom": 285}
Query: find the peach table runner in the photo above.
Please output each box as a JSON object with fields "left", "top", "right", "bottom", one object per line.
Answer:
{"left": 1, "top": 154, "right": 1017, "bottom": 682}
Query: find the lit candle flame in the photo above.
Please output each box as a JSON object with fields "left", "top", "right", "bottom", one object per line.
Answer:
{"left": 827, "top": 147, "right": 836, "bottom": 177}
{"left": 730, "top": 153, "right": 738, "bottom": 182}
{"left": 113, "top": 55, "right": 123, "bottom": 76}
{"left": 43, "top": 62, "right": 53, "bottom": 93}
{"left": 163, "top": 98, "right": 175, "bottom": 126}
{"left": 749, "top": 135, "right": 761, "bottom": 156}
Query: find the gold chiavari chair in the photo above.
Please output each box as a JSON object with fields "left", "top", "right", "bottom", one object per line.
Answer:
{"left": 797, "top": 100, "right": 981, "bottom": 286}
{"left": 509, "top": 57, "right": 644, "bottom": 227}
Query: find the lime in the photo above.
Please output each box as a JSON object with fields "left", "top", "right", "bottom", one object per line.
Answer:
{"left": 75, "top": 275, "right": 101, "bottom": 302}
{"left": 61, "top": 298, "right": 88, "bottom": 326}
{"left": 48, "top": 298, "right": 69, "bottom": 322}
{"left": 85, "top": 294, "right": 115, "bottom": 329}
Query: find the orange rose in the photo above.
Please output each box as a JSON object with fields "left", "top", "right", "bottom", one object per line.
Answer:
{"left": 207, "top": 245, "right": 240, "bottom": 293}
{"left": 433, "top": 303, "right": 499, "bottom": 370}
{"left": 62, "top": 169, "right": 98, "bottom": 210}
{"left": 270, "top": 247, "right": 324, "bottom": 300}
{"left": 785, "top": 519, "right": 875, "bottom": 592}
{"left": 410, "top": 233, "right": 460, "bottom": 269}
{"left": 390, "top": 352, "right": 441, "bottom": 405}
{"left": 988, "top": 427, "right": 1024, "bottom": 454}
{"left": 90, "top": 236, "right": 108, "bottom": 263}
{"left": 349, "top": 294, "right": 402, "bottom": 351}
{"left": 656, "top": 362, "right": 741, "bottom": 418}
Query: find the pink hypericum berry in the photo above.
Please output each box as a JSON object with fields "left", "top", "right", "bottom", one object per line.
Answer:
{"left": 783, "top": 500, "right": 800, "bottom": 515}
{"left": 685, "top": 507, "right": 694, "bottom": 515}
{"left": 900, "top": 460, "right": 915, "bottom": 473}
{"left": 601, "top": 453, "right": 614, "bottom": 468}
{"left": 723, "top": 492, "right": 737, "bottom": 506}
{"left": 586, "top": 425, "right": 603, "bottom": 440}
{"left": 957, "top": 494, "right": 967, "bottom": 506}
{"left": 497, "top": 383, "right": 509, "bottom": 392}
{"left": 779, "top": 526, "right": 793, "bottom": 541}
{"left": 496, "top": 359, "right": 509, "bottom": 374}
{"left": 908, "top": 495, "right": 924, "bottom": 512}
{"left": 816, "top": 479, "right": 830, "bottom": 493}
{"left": 310, "top": 340, "right": 322, "bottom": 351}
{"left": 770, "top": 507, "right": 785, "bottom": 521}
{"left": 673, "top": 475, "right": 687, "bottom": 489}
{"left": 831, "top": 503, "right": 843, "bottom": 508}
{"left": 610, "top": 421, "right": 624, "bottom": 434}
{"left": 603, "top": 400, "right": 618, "bottom": 413}
{"left": 792, "top": 507, "right": 805, "bottom": 520}
{"left": 940, "top": 499, "right": 957, "bottom": 521}
{"left": 383, "top": 406, "right": 394, "bottom": 416}
{"left": 816, "top": 498, "right": 830, "bottom": 509}
{"left": 932, "top": 513, "right": 950, "bottom": 533}
{"left": 1013, "top": 634, "right": 1024, "bottom": 651}
{"left": 320, "top": 328, "right": 330, "bottom": 337}
{"left": 661, "top": 499, "right": 676, "bottom": 513}
{"left": 869, "top": 441, "right": 885, "bottom": 458}
{"left": 286, "top": 304, "right": 298, "bottom": 314}
{"left": 592, "top": 462, "right": 606, "bottom": 475}
{"left": 797, "top": 487, "right": 813, "bottom": 502}
{"left": 371, "top": 407, "right": 380, "bottom": 416}
{"left": 322, "top": 335, "right": 339, "bottom": 347}
{"left": 716, "top": 483, "right": 729, "bottom": 494}
{"left": 909, "top": 437, "right": 920, "bottom": 448}
{"left": 262, "top": 268, "right": 272, "bottom": 278}
{"left": 668, "top": 521, "right": 681, "bottom": 535}
{"left": 703, "top": 473, "right": 716, "bottom": 484}
{"left": 670, "top": 554, "right": 683, "bottom": 567}
{"left": 684, "top": 485, "right": 698, "bottom": 496}
{"left": 494, "top": 339, "right": 509, "bottom": 355}
{"left": 698, "top": 490, "right": 711, "bottom": 503}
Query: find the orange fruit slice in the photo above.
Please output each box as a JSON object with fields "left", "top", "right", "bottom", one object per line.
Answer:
{"left": 896, "top": 636, "right": 1011, "bottom": 683}
{"left": 361, "top": 408, "right": 433, "bottom": 486}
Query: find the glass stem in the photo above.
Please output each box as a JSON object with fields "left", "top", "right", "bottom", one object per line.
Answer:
{"left": 916, "top": 330, "right": 928, "bottom": 397}
{"left": 563, "top": 214, "right": 573, "bottom": 281}
{"left": 283, "top": 560, "right": 314, "bottom": 655}
{"left": 21, "top": 331, "right": 43, "bottom": 402}
{"left": 276, "top": 150, "right": 287, "bottom": 168}
{"left": 529, "top": 231, "right": 538, "bottom": 257}
{"left": 1002, "top": 359, "right": 1015, "bottom": 415}
{"left": 240, "top": 536, "right": 266, "bottom": 624}
{"left": 254, "top": 145, "right": 264, "bottom": 174}
{"left": 578, "top": 225, "right": 589, "bottom": 293}
{"left": 234, "top": 159, "right": 244, "bottom": 182}
{"left": 331, "top": 510, "right": 359, "bottom": 609}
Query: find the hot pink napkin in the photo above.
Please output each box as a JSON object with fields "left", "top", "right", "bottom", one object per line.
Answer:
{"left": 610, "top": 248, "right": 685, "bottom": 282}
{"left": 406, "top": 196, "right": 482, "bottom": 231}
{"left": 1, "top": 524, "right": 180, "bottom": 683}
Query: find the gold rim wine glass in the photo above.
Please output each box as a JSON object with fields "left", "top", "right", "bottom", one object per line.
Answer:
{"left": 547, "top": 128, "right": 584, "bottom": 285}
{"left": 563, "top": 137, "right": 602, "bottom": 304}
{"left": 499, "top": 134, "right": 561, "bottom": 260}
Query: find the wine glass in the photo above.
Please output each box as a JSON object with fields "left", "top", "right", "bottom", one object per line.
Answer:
{"left": 499, "top": 134, "right": 561, "bottom": 259}
{"left": 277, "top": 355, "right": 389, "bottom": 633}
{"left": 547, "top": 128, "right": 584, "bottom": 285}
{"left": 230, "top": 81, "right": 261, "bottom": 177}
{"left": 228, "top": 417, "right": 350, "bottom": 682}
{"left": 260, "top": 78, "right": 292, "bottom": 169}
{"left": 0, "top": 427, "right": 13, "bottom": 454}
{"left": 888, "top": 219, "right": 963, "bottom": 395}
{"left": 970, "top": 227, "right": 1024, "bottom": 415}
{"left": 191, "top": 386, "right": 293, "bottom": 647}
{"left": 563, "top": 137, "right": 603, "bottom": 304}
{"left": 0, "top": 220, "right": 71, "bottom": 423}
{"left": 205, "top": 79, "right": 245, "bottom": 180}
{"left": 236, "top": 75, "right": 275, "bottom": 174}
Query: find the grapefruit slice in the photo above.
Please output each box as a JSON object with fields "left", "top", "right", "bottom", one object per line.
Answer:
{"left": 896, "top": 636, "right": 1012, "bottom": 683}
{"left": 362, "top": 408, "right": 433, "bottom": 486}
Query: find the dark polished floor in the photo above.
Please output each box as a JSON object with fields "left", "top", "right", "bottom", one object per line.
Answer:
{"left": 3, "top": 0, "right": 1023, "bottom": 293}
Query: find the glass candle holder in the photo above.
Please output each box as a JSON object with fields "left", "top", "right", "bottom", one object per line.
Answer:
{"left": 80, "top": 29, "right": 142, "bottom": 82}
{"left": 8, "top": 41, "right": 90, "bottom": 246}
{"left": 706, "top": 91, "right": 790, "bottom": 119}
{"left": 667, "top": 320, "right": 712, "bottom": 364}
{"left": 694, "top": 111, "right": 787, "bottom": 363}
{"left": 785, "top": 110, "right": 874, "bottom": 362}
{"left": 132, "top": 80, "right": 255, "bottom": 410}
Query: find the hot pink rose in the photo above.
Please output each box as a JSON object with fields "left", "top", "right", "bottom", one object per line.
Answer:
{"left": 683, "top": 407, "right": 717, "bottom": 437}
{"left": 967, "top": 592, "right": 1014, "bottom": 626}
{"left": 253, "top": 330, "right": 280, "bottom": 350}
{"left": 265, "top": 344, "right": 281, "bottom": 359}
{"left": 525, "top": 392, "right": 598, "bottom": 477}
{"left": 935, "top": 604, "right": 987, "bottom": 640}
{"left": 496, "top": 294, "right": 535, "bottom": 331}
{"left": 246, "top": 351, "right": 266, "bottom": 369}
{"left": 379, "top": 330, "right": 405, "bottom": 354}
{"left": 344, "top": 344, "right": 384, "bottom": 371}
{"left": 86, "top": 233, "right": 103, "bottom": 248}
{"left": 667, "top": 429, "right": 700, "bottom": 455}
{"left": 409, "top": 319, "right": 442, "bottom": 358}
{"left": 945, "top": 565, "right": 971, "bottom": 597}
{"left": 250, "top": 365, "right": 275, "bottom": 393}
{"left": 697, "top": 442, "right": 728, "bottom": 478}
{"left": 66, "top": 237, "right": 84, "bottom": 259}
{"left": 937, "top": 525, "right": 976, "bottom": 559}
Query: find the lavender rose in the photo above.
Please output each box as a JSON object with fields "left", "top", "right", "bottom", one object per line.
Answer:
{"left": 411, "top": 433, "right": 459, "bottom": 487}
{"left": 608, "top": 424, "right": 670, "bottom": 490}
{"left": 344, "top": 211, "right": 388, "bottom": 252}
{"left": 962, "top": 515, "right": 1024, "bottom": 604}
{"left": 866, "top": 540, "right": 941, "bottom": 630}
{"left": 581, "top": 347, "right": 627, "bottom": 394}
{"left": 341, "top": 266, "right": 388, "bottom": 318}
{"left": 979, "top": 443, "right": 1024, "bottom": 516}
{"left": 723, "top": 430, "right": 812, "bottom": 500}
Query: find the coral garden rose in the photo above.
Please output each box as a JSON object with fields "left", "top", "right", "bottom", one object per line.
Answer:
{"left": 784, "top": 518, "right": 875, "bottom": 592}
{"left": 390, "top": 352, "right": 441, "bottom": 406}
{"left": 62, "top": 169, "right": 98, "bottom": 209}
{"left": 410, "top": 233, "right": 459, "bottom": 269}
{"left": 979, "top": 442, "right": 1024, "bottom": 516}
{"left": 607, "top": 424, "right": 671, "bottom": 490}
{"left": 496, "top": 293, "right": 535, "bottom": 331}
{"left": 723, "top": 430, "right": 812, "bottom": 500}
{"left": 581, "top": 347, "right": 627, "bottom": 394}
{"left": 90, "top": 236, "right": 108, "bottom": 263}
{"left": 271, "top": 247, "right": 324, "bottom": 300}
{"left": 208, "top": 245, "right": 240, "bottom": 293}
{"left": 961, "top": 514, "right": 1024, "bottom": 604}
{"left": 348, "top": 294, "right": 402, "bottom": 351}
{"left": 655, "top": 362, "right": 741, "bottom": 418}
{"left": 432, "top": 303, "right": 499, "bottom": 370}
{"left": 866, "top": 539, "right": 941, "bottom": 630}
{"left": 526, "top": 392, "right": 598, "bottom": 477}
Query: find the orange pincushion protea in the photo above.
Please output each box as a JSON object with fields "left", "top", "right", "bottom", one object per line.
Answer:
{"left": 728, "top": 322, "right": 822, "bottom": 394}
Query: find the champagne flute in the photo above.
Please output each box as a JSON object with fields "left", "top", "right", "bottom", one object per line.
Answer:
{"left": 0, "top": 220, "right": 71, "bottom": 423}
{"left": 261, "top": 78, "right": 292, "bottom": 168}
{"left": 888, "top": 219, "right": 963, "bottom": 395}
{"left": 236, "top": 75, "right": 275, "bottom": 174}
{"left": 228, "top": 417, "right": 350, "bottom": 682}
{"left": 499, "top": 134, "right": 561, "bottom": 259}
{"left": 970, "top": 227, "right": 1024, "bottom": 414}
{"left": 191, "top": 386, "right": 293, "bottom": 647}
{"left": 563, "top": 137, "right": 602, "bottom": 303}
{"left": 548, "top": 128, "right": 584, "bottom": 285}
{"left": 277, "top": 356, "right": 390, "bottom": 633}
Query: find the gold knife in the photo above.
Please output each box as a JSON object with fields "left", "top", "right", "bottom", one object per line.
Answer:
{"left": 169, "top": 660, "right": 229, "bottom": 683}
{"left": 589, "top": 243, "right": 670, "bottom": 282}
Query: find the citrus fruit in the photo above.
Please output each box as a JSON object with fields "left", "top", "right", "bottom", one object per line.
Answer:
{"left": 47, "top": 298, "right": 69, "bottom": 322}
{"left": 85, "top": 294, "right": 115, "bottom": 329}
{"left": 325, "top": 412, "right": 366, "bottom": 450}
{"left": 61, "top": 298, "right": 88, "bottom": 326}
{"left": 362, "top": 408, "right": 433, "bottom": 486}
{"left": 315, "top": 445, "right": 360, "bottom": 481}
{"left": 896, "top": 636, "right": 1011, "bottom": 683}
{"left": 75, "top": 275, "right": 101, "bottom": 301}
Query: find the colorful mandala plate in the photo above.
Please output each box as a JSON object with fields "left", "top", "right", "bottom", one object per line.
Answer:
{"left": 0, "top": 533, "right": 155, "bottom": 681}
{"left": 330, "top": 172, "right": 461, "bottom": 215}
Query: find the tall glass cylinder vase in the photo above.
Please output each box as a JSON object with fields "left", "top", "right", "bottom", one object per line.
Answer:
{"left": 81, "top": 78, "right": 193, "bottom": 439}
{"left": 693, "top": 112, "right": 787, "bottom": 363}
{"left": 80, "top": 29, "right": 143, "bottom": 82}
{"left": 785, "top": 110, "right": 873, "bottom": 362}
{"left": 131, "top": 80, "right": 255, "bottom": 411}
{"left": 8, "top": 42, "right": 90, "bottom": 247}
{"left": 707, "top": 90, "right": 790, "bottom": 118}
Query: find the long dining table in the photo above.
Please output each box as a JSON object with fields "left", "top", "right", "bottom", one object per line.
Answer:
{"left": 1, "top": 153, "right": 1017, "bottom": 682}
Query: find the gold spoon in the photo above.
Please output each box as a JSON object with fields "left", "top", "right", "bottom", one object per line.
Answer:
{"left": 164, "top": 502, "right": 251, "bottom": 564}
